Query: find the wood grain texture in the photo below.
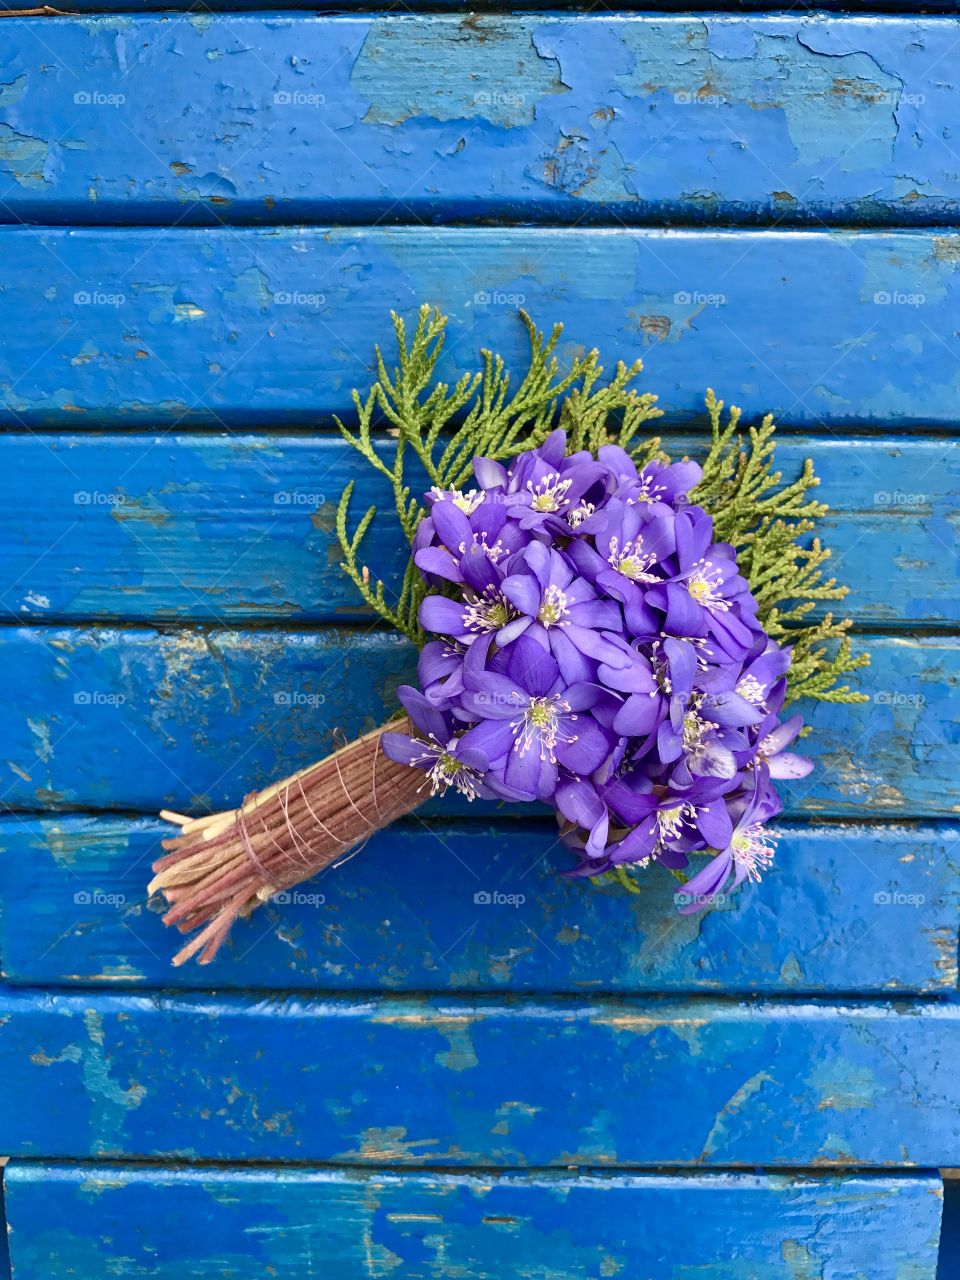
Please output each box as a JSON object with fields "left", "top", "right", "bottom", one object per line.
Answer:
{"left": 3, "top": 433, "right": 956, "bottom": 626}
{"left": 1, "top": 229, "right": 960, "bottom": 427}
{"left": 1, "top": 1164, "right": 944, "bottom": 1280}
{"left": 4, "top": 990, "right": 960, "bottom": 1165}
{"left": 0, "top": 15, "right": 957, "bottom": 227}
{"left": 1, "top": 815, "right": 956, "bottom": 995}
{"left": 0, "top": 627, "right": 946, "bottom": 817}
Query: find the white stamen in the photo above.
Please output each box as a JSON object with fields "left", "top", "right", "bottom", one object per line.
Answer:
{"left": 566, "top": 501, "right": 595, "bottom": 528}
{"left": 537, "top": 583, "right": 569, "bottom": 628}
{"left": 628, "top": 473, "right": 666, "bottom": 505}
{"left": 511, "top": 694, "right": 576, "bottom": 763}
{"left": 527, "top": 472, "right": 572, "bottom": 513}
{"left": 410, "top": 737, "right": 484, "bottom": 801}
{"left": 608, "top": 534, "right": 658, "bottom": 582}
{"left": 686, "top": 559, "right": 730, "bottom": 612}
{"left": 731, "top": 823, "right": 778, "bottom": 882}
{"left": 736, "top": 674, "right": 766, "bottom": 709}
{"left": 430, "top": 485, "right": 485, "bottom": 515}
{"left": 461, "top": 587, "right": 517, "bottom": 634}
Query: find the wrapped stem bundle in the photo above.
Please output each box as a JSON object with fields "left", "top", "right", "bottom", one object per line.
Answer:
{"left": 151, "top": 718, "right": 423, "bottom": 965}
{"left": 152, "top": 306, "right": 867, "bottom": 964}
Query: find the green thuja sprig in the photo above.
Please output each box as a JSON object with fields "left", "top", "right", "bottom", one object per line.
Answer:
{"left": 690, "top": 390, "right": 868, "bottom": 703}
{"left": 335, "top": 307, "right": 866, "bottom": 702}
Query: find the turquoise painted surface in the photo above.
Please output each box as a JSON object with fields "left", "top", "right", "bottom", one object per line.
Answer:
{"left": 0, "top": 815, "right": 955, "bottom": 993}
{"left": 0, "top": 15, "right": 957, "bottom": 225}
{"left": 1, "top": 434, "right": 955, "bottom": 626}
{"left": 1, "top": 1165, "right": 944, "bottom": 1280}
{"left": 3, "top": 990, "right": 960, "bottom": 1165}
{"left": 0, "top": 627, "right": 946, "bottom": 817}
{"left": 1, "top": 229, "right": 960, "bottom": 426}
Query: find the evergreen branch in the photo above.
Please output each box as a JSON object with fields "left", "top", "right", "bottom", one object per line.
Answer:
{"left": 332, "top": 312, "right": 866, "bottom": 705}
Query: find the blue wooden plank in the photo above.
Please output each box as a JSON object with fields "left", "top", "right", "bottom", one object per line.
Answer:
{"left": 3, "top": 990, "right": 960, "bottom": 1165}
{"left": 1, "top": 815, "right": 956, "bottom": 994}
{"left": 0, "top": 15, "right": 958, "bottom": 227}
{"left": 0, "top": 229, "right": 959, "bottom": 427}
{"left": 1, "top": 1164, "right": 944, "bottom": 1280}
{"left": 0, "top": 627, "right": 945, "bottom": 817}
{"left": 2, "top": 434, "right": 955, "bottom": 626}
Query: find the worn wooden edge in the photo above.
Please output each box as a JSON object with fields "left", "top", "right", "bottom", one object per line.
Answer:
{"left": 1, "top": 813, "right": 956, "bottom": 995}
{"left": 0, "top": 1163, "right": 944, "bottom": 1280}
{"left": 1, "top": 432, "right": 955, "bottom": 626}
{"left": 1, "top": 13, "right": 959, "bottom": 228}
{"left": 0, "top": 627, "right": 951, "bottom": 818}
{"left": 1, "top": 228, "right": 959, "bottom": 427}
{"left": 4, "top": 990, "right": 960, "bottom": 1166}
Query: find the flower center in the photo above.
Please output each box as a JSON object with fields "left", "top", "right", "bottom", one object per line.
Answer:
{"left": 731, "top": 824, "right": 778, "bottom": 882}
{"left": 629, "top": 473, "right": 666, "bottom": 506}
{"left": 608, "top": 535, "right": 658, "bottom": 582}
{"left": 412, "top": 740, "right": 484, "bottom": 802}
{"left": 736, "top": 674, "right": 766, "bottom": 708}
{"left": 461, "top": 588, "right": 516, "bottom": 634}
{"left": 512, "top": 694, "right": 575, "bottom": 762}
{"left": 527, "top": 473, "right": 572, "bottom": 513}
{"left": 687, "top": 560, "right": 729, "bottom": 612}
{"left": 566, "top": 501, "right": 595, "bottom": 529}
{"left": 430, "top": 485, "right": 485, "bottom": 515}
{"left": 657, "top": 801, "right": 696, "bottom": 844}
{"left": 537, "top": 583, "right": 569, "bottom": 628}
{"left": 458, "top": 533, "right": 505, "bottom": 563}
{"left": 682, "top": 709, "right": 716, "bottom": 753}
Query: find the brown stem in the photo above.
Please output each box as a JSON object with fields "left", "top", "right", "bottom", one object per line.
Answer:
{"left": 151, "top": 717, "right": 427, "bottom": 965}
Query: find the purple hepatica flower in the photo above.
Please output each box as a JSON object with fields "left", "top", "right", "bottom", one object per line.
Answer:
{"left": 755, "top": 712, "right": 814, "bottom": 780}
{"left": 598, "top": 447, "right": 702, "bottom": 514}
{"left": 457, "top": 633, "right": 614, "bottom": 803}
{"left": 381, "top": 686, "right": 496, "bottom": 802}
{"left": 418, "top": 538, "right": 525, "bottom": 649}
{"left": 474, "top": 430, "right": 607, "bottom": 536}
{"left": 496, "top": 542, "right": 629, "bottom": 683}
{"left": 566, "top": 499, "right": 676, "bottom": 638}
{"left": 676, "top": 783, "right": 782, "bottom": 914}
{"left": 414, "top": 495, "right": 526, "bottom": 585}
{"left": 646, "top": 508, "right": 759, "bottom": 659}
{"left": 593, "top": 772, "right": 732, "bottom": 871}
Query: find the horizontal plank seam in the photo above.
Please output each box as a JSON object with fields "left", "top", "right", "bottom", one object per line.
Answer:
{"left": 2, "top": 1156, "right": 945, "bottom": 1179}
{"left": 1, "top": 808, "right": 955, "bottom": 833}
{"left": 2, "top": 984, "right": 957, "bottom": 1008}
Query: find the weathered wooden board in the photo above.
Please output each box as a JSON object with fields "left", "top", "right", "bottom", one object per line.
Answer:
{"left": 1, "top": 1164, "right": 944, "bottom": 1280}
{"left": 1, "top": 15, "right": 958, "bottom": 227}
{"left": 4, "top": 990, "right": 960, "bottom": 1165}
{"left": 3, "top": 433, "right": 956, "bottom": 626}
{"left": 1, "top": 815, "right": 955, "bottom": 994}
{"left": 1, "top": 229, "right": 959, "bottom": 427}
{"left": 0, "top": 627, "right": 948, "bottom": 817}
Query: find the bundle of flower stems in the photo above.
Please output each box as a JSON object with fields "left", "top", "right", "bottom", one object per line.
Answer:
{"left": 150, "top": 717, "right": 421, "bottom": 965}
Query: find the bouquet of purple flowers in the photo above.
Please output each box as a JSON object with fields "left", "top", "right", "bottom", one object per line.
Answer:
{"left": 153, "top": 309, "right": 865, "bottom": 963}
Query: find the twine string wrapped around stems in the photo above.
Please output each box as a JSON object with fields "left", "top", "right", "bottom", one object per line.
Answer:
{"left": 150, "top": 717, "right": 424, "bottom": 966}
